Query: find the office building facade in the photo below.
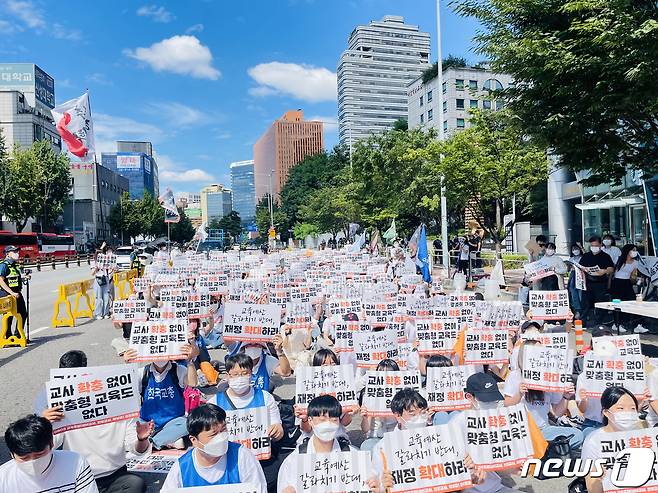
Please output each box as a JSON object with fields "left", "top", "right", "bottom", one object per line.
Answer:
{"left": 201, "top": 184, "right": 233, "bottom": 224}
{"left": 338, "top": 15, "right": 430, "bottom": 146}
{"left": 407, "top": 65, "right": 514, "bottom": 134}
{"left": 230, "top": 160, "right": 256, "bottom": 223}
{"left": 253, "top": 110, "right": 323, "bottom": 201}
{"left": 101, "top": 150, "right": 158, "bottom": 199}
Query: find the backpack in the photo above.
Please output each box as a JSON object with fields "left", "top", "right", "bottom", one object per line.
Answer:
{"left": 278, "top": 398, "right": 302, "bottom": 451}
{"left": 183, "top": 386, "right": 203, "bottom": 414}
{"left": 298, "top": 436, "right": 350, "bottom": 453}
{"left": 537, "top": 435, "right": 572, "bottom": 480}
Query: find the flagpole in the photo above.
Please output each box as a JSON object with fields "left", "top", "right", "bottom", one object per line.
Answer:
{"left": 437, "top": 0, "right": 450, "bottom": 269}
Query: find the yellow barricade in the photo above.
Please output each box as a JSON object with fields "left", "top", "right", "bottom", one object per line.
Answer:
{"left": 113, "top": 269, "right": 137, "bottom": 300}
{"left": 0, "top": 295, "right": 26, "bottom": 348}
{"left": 52, "top": 280, "right": 95, "bottom": 327}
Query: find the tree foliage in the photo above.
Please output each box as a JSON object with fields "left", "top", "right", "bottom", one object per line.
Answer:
{"left": 3, "top": 140, "right": 71, "bottom": 232}
{"left": 422, "top": 55, "right": 469, "bottom": 83}
{"left": 169, "top": 208, "right": 195, "bottom": 244}
{"left": 451, "top": 0, "right": 658, "bottom": 184}
{"left": 209, "top": 211, "right": 242, "bottom": 239}
{"left": 255, "top": 196, "right": 288, "bottom": 240}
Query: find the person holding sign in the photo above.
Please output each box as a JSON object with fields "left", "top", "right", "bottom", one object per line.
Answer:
{"left": 278, "top": 395, "right": 382, "bottom": 493}
{"left": 92, "top": 247, "right": 116, "bottom": 320}
{"left": 359, "top": 359, "right": 401, "bottom": 452}
{"left": 0, "top": 414, "right": 98, "bottom": 493}
{"left": 577, "top": 236, "right": 615, "bottom": 327}
{"left": 238, "top": 339, "right": 291, "bottom": 392}
{"left": 581, "top": 387, "right": 642, "bottom": 493}
{"left": 503, "top": 341, "right": 584, "bottom": 451}
{"left": 536, "top": 242, "right": 567, "bottom": 291}
{"left": 160, "top": 404, "right": 267, "bottom": 492}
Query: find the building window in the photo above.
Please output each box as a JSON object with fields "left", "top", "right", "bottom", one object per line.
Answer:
{"left": 483, "top": 79, "right": 503, "bottom": 91}
{"left": 470, "top": 99, "right": 478, "bottom": 109}
{"left": 469, "top": 80, "right": 478, "bottom": 90}
{"left": 427, "top": 90, "right": 433, "bottom": 102}
{"left": 419, "top": 95, "right": 423, "bottom": 107}
{"left": 443, "top": 120, "right": 448, "bottom": 132}
{"left": 456, "top": 99, "right": 465, "bottom": 110}
{"left": 483, "top": 100, "right": 492, "bottom": 110}
{"left": 420, "top": 113, "right": 424, "bottom": 124}
{"left": 457, "top": 118, "right": 465, "bottom": 128}
{"left": 428, "top": 109, "right": 433, "bottom": 121}
{"left": 456, "top": 79, "right": 464, "bottom": 90}
{"left": 443, "top": 101, "right": 447, "bottom": 113}
{"left": 442, "top": 81, "right": 447, "bottom": 93}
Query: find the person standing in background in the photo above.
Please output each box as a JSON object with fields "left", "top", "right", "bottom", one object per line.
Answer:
{"left": 578, "top": 236, "right": 615, "bottom": 327}
{"left": 602, "top": 234, "right": 622, "bottom": 265}
{"left": 567, "top": 243, "right": 585, "bottom": 319}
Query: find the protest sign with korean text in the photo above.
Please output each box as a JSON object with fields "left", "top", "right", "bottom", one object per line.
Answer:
{"left": 521, "top": 345, "right": 574, "bottom": 392}
{"left": 597, "top": 428, "right": 658, "bottom": 493}
{"left": 294, "top": 451, "right": 373, "bottom": 493}
{"left": 171, "top": 485, "right": 259, "bottom": 493}
{"left": 353, "top": 329, "right": 398, "bottom": 369}
{"left": 126, "top": 450, "right": 183, "bottom": 474}
{"left": 387, "top": 314, "right": 409, "bottom": 343}
{"left": 285, "top": 303, "right": 313, "bottom": 330}
{"left": 434, "top": 306, "right": 474, "bottom": 325}
{"left": 362, "top": 370, "right": 421, "bottom": 416}
{"left": 582, "top": 352, "right": 645, "bottom": 398}
{"left": 112, "top": 300, "right": 148, "bottom": 323}
{"left": 381, "top": 423, "right": 473, "bottom": 493}
{"left": 465, "top": 403, "right": 535, "bottom": 471}
{"left": 426, "top": 365, "right": 477, "bottom": 411}
{"left": 524, "top": 258, "right": 555, "bottom": 282}
{"left": 464, "top": 330, "right": 509, "bottom": 365}
{"left": 128, "top": 319, "right": 188, "bottom": 362}
{"left": 529, "top": 290, "right": 570, "bottom": 320}
{"left": 222, "top": 303, "right": 281, "bottom": 343}
{"left": 334, "top": 320, "right": 370, "bottom": 353}
{"left": 327, "top": 298, "right": 362, "bottom": 317}
{"left": 47, "top": 364, "right": 139, "bottom": 434}
{"left": 225, "top": 406, "right": 271, "bottom": 460}
{"left": 416, "top": 318, "right": 460, "bottom": 356}
{"left": 520, "top": 332, "right": 568, "bottom": 350}
{"left": 295, "top": 365, "right": 358, "bottom": 411}
{"left": 132, "top": 277, "right": 150, "bottom": 293}
{"left": 187, "top": 292, "right": 211, "bottom": 319}
{"left": 363, "top": 301, "right": 397, "bottom": 326}
{"left": 593, "top": 334, "right": 643, "bottom": 357}
{"left": 197, "top": 274, "right": 229, "bottom": 295}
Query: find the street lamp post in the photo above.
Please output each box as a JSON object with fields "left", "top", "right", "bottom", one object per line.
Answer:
{"left": 71, "top": 177, "right": 76, "bottom": 249}
{"left": 436, "top": 0, "right": 450, "bottom": 268}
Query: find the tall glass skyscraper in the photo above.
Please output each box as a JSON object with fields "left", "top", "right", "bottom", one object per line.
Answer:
{"left": 230, "top": 160, "right": 256, "bottom": 223}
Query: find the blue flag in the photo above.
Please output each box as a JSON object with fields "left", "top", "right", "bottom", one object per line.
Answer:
{"left": 418, "top": 224, "right": 432, "bottom": 283}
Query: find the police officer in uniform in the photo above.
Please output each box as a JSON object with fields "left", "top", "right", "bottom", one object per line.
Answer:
{"left": 129, "top": 250, "right": 142, "bottom": 277}
{"left": 0, "top": 246, "right": 27, "bottom": 337}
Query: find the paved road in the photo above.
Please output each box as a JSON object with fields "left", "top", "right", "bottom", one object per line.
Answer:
{"left": 0, "top": 265, "right": 573, "bottom": 491}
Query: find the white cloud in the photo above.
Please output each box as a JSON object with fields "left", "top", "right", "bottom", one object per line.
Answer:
{"left": 309, "top": 115, "right": 338, "bottom": 133}
{"left": 86, "top": 72, "right": 113, "bottom": 86}
{"left": 4, "top": 0, "right": 45, "bottom": 28}
{"left": 216, "top": 131, "right": 232, "bottom": 140}
{"left": 186, "top": 23, "right": 204, "bottom": 33}
{"left": 247, "top": 62, "right": 337, "bottom": 102}
{"left": 143, "top": 101, "right": 208, "bottom": 126}
{"left": 160, "top": 168, "right": 214, "bottom": 182}
{"left": 94, "top": 113, "right": 164, "bottom": 153}
{"left": 4, "top": 1, "right": 82, "bottom": 40}
{"left": 124, "top": 35, "right": 221, "bottom": 80}
{"left": 136, "top": 5, "right": 175, "bottom": 23}
{"left": 52, "top": 23, "right": 82, "bottom": 40}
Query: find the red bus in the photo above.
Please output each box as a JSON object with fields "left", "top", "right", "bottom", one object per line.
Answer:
{"left": 0, "top": 231, "right": 39, "bottom": 259}
{"left": 37, "top": 233, "right": 75, "bottom": 259}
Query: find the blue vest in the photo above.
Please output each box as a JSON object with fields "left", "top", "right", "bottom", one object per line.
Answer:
{"left": 214, "top": 387, "right": 266, "bottom": 411}
{"left": 140, "top": 366, "right": 185, "bottom": 429}
{"left": 179, "top": 442, "right": 242, "bottom": 487}
{"left": 251, "top": 352, "right": 270, "bottom": 391}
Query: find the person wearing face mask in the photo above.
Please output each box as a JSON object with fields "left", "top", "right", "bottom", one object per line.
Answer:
{"left": 278, "top": 395, "right": 382, "bottom": 493}
{"left": 577, "top": 236, "right": 615, "bottom": 328}
{"left": 208, "top": 353, "right": 284, "bottom": 490}
{"left": 611, "top": 244, "right": 640, "bottom": 302}
{"left": 360, "top": 359, "right": 401, "bottom": 452}
{"left": 161, "top": 404, "right": 267, "bottom": 491}
{"left": 0, "top": 414, "right": 98, "bottom": 493}
{"left": 534, "top": 242, "right": 567, "bottom": 291}
{"left": 238, "top": 337, "right": 291, "bottom": 393}
{"left": 581, "top": 387, "right": 643, "bottom": 493}
{"left": 601, "top": 234, "right": 622, "bottom": 265}
{"left": 0, "top": 245, "right": 27, "bottom": 339}
{"left": 567, "top": 243, "right": 585, "bottom": 319}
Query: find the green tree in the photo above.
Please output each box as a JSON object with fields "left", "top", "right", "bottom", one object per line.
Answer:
{"left": 108, "top": 192, "right": 142, "bottom": 243}
{"left": 4, "top": 140, "right": 70, "bottom": 232}
{"left": 293, "top": 223, "right": 319, "bottom": 240}
{"left": 422, "top": 55, "right": 469, "bottom": 83}
{"left": 0, "top": 129, "right": 10, "bottom": 214}
{"left": 209, "top": 211, "right": 242, "bottom": 240}
{"left": 425, "top": 110, "right": 549, "bottom": 253}
{"left": 392, "top": 119, "right": 408, "bottom": 131}
{"left": 452, "top": 0, "right": 658, "bottom": 184}
{"left": 169, "top": 208, "right": 195, "bottom": 244}
{"left": 139, "top": 192, "right": 166, "bottom": 239}
{"left": 255, "top": 196, "right": 287, "bottom": 240}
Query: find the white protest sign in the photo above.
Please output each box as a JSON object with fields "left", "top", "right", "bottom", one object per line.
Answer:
{"left": 387, "top": 314, "right": 409, "bottom": 343}
{"left": 128, "top": 319, "right": 188, "bottom": 362}
{"left": 160, "top": 287, "right": 191, "bottom": 302}
{"left": 583, "top": 353, "right": 645, "bottom": 398}
{"left": 126, "top": 450, "right": 183, "bottom": 474}
{"left": 295, "top": 365, "right": 358, "bottom": 411}
{"left": 593, "top": 334, "right": 643, "bottom": 357}
{"left": 434, "top": 306, "right": 474, "bottom": 325}
{"left": 448, "top": 293, "right": 478, "bottom": 307}
{"left": 187, "top": 292, "right": 211, "bottom": 319}
{"left": 197, "top": 274, "right": 229, "bottom": 295}
{"left": 47, "top": 364, "right": 139, "bottom": 434}
{"left": 363, "top": 301, "right": 397, "bottom": 326}
{"left": 464, "top": 329, "right": 509, "bottom": 365}
{"left": 222, "top": 303, "right": 282, "bottom": 343}
{"left": 327, "top": 298, "right": 362, "bottom": 317}
{"left": 520, "top": 332, "right": 569, "bottom": 350}
{"left": 529, "top": 290, "right": 570, "bottom": 320}
{"left": 521, "top": 345, "right": 574, "bottom": 392}
{"left": 465, "top": 403, "right": 535, "bottom": 471}
{"left": 575, "top": 267, "right": 586, "bottom": 291}
{"left": 416, "top": 318, "right": 460, "bottom": 356}
{"left": 112, "top": 300, "right": 148, "bottom": 322}
{"left": 362, "top": 370, "right": 421, "bottom": 416}
{"left": 381, "top": 423, "right": 473, "bottom": 493}
{"left": 334, "top": 320, "right": 370, "bottom": 353}
{"left": 353, "top": 329, "right": 398, "bottom": 369}
{"left": 294, "top": 451, "right": 373, "bottom": 493}
{"left": 225, "top": 406, "right": 271, "bottom": 460}
{"left": 407, "top": 297, "right": 434, "bottom": 318}
{"left": 524, "top": 258, "right": 555, "bottom": 282}
{"left": 290, "top": 284, "right": 318, "bottom": 304}
{"left": 426, "top": 365, "right": 477, "bottom": 411}
{"left": 597, "top": 429, "right": 658, "bottom": 493}
{"left": 132, "top": 277, "right": 150, "bottom": 293}
{"left": 285, "top": 303, "right": 313, "bottom": 330}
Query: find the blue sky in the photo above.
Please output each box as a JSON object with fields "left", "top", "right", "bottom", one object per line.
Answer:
{"left": 0, "top": 0, "right": 480, "bottom": 195}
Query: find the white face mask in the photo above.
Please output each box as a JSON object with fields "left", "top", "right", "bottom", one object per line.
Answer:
{"left": 199, "top": 431, "right": 229, "bottom": 457}
{"left": 631, "top": 251, "right": 639, "bottom": 258}
{"left": 473, "top": 400, "right": 502, "bottom": 411}
{"left": 609, "top": 411, "right": 639, "bottom": 431}
{"left": 603, "top": 239, "right": 612, "bottom": 247}
{"left": 244, "top": 346, "right": 262, "bottom": 361}
{"left": 228, "top": 375, "right": 252, "bottom": 395}
{"left": 572, "top": 249, "right": 581, "bottom": 256}
{"left": 545, "top": 249, "right": 555, "bottom": 257}
{"left": 590, "top": 246, "right": 601, "bottom": 254}
{"left": 402, "top": 414, "right": 428, "bottom": 430}
{"left": 312, "top": 421, "right": 340, "bottom": 442}
{"left": 15, "top": 450, "right": 53, "bottom": 477}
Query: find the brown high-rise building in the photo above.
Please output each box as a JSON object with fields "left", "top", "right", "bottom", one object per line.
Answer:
{"left": 253, "top": 110, "right": 323, "bottom": 202}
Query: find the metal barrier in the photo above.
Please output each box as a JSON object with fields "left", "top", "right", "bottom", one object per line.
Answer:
{"left": 26, "top": 254, "right": 94, "bottom": 272}
{"left": 51, "top": 280, "right": 95, "bottom": 327}
{"left": 0, "top": 295, "right": 26, "bottom": 348}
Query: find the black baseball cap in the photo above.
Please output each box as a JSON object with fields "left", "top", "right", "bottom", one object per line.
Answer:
{"left": 4, "top": 246, "right": 18, "bottom": 253}
{"left": 465, "top": 373, "right": 504, "bottom": 402}
{"left": 343, "top": 312, "right": 359, "bottom": 322}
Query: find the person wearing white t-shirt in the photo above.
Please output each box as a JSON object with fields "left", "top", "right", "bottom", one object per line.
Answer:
{"left": 161, "top": 403, "right": 266, "bottom": 492}
{"left": 503, "top": 341, "right": 584, "bottom": 450}
{"left": 611, "top": 244, "right": 639, "bottom": 301}
{"left": 581, "top": 387, "right": 642, "bottom": 493}
{"left": 0, "top": 414, "right": 98, "bottom": 493}
{"left": 278, "top": 395, "right": 382, "bottom": 493}
{"left": 601, "top": 234, "right": 622, "bottom": 265}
